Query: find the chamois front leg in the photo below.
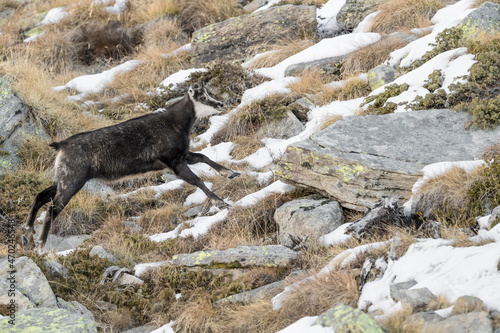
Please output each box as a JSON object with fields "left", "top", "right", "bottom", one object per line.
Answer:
{"left": 22, "top": 184, "right": 57, "bottom": 248}
{"left": 171, "top": 160, "right": 229, "bottom": 209}
{"left": 186, "top": 152, "right": 240, "bottom": 179}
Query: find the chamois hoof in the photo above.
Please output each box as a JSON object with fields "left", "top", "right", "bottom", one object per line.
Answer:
{"left": 228, "top": 171, "right": 240, "bottom": 179}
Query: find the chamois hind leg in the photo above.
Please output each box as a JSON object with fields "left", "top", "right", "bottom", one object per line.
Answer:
{"left": 186, "top": 152, "right": 240, "bottom": 179}
{"left": 171, "top": 160, "right": 227, "bottom": 208}
{"left": 22, "top": 184, "right": 57, "bottom": 248}
{"left": 36, "top": 179, "right": 87, "bottom": 250}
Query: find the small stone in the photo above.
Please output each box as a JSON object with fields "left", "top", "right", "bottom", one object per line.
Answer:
{"left": 314, "top": 304, "right": 383, "bottom": 332}
{"left": 424, "top": 311, "right": 493, "bottom": 333}
{"left": 274, "top": 195, "right": 344, "bottom": 247}
{"left": 407, "top": 311, "right": 443, "bottom": 325}
{"left": 122, "top": 325, "right": 156, "bottom": 333}
{"left": 184, "top": 205, "right": 204, "bottom": 218}
{"left": 216, "top": 280, "right": 285, "bottom": 305}
{"left": 115, "top": 273, "right": 144, "bottom": 287}
{"left": 367, "top": 65, "right": 397, "bottom": 90}
{"left": 389, "top": 280, "right": 418, "bottom": 300}
{"left": 452, "top": 295, "right": 486, "bottom": 314}
{"left": 391, "top": 286, "right": 437, "bottom": 310}
{"left": 96, "top": 300, "right": 117, "bottom": 311}
{"left": 89, "top": 245, "right": 117, "bottom": 263}
{"left": 488, "top": 205, "right": 500, "bottom": 226}
{"left": 44, "top": 259, "right": 69, "bottom": 278}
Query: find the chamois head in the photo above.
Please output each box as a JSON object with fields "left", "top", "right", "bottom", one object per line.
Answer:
{"left": 188, "top": 83, "right": 224, "bottom": 118}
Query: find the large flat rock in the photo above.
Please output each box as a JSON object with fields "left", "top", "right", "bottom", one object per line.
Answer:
{"left": 172, "top": 245, "right": 297, "bottom": 268}
{"left": 191, "top": 5, "right": 316, "bottom": 65}
{"left": 276, "top": 109, "right": 500, "bottom": 210}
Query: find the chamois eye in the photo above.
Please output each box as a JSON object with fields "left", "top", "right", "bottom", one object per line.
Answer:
{"left": 200, "top": 96, "right": 206, "bottom": 101}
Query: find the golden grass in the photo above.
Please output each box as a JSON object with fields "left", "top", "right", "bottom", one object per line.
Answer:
{"left": 368, "top": 0, "right": 445, "bottom": 34}
{"left": 377, "top": 303, "right": 422, "bottom": 333}
{"left": 414, "top": 166, "right": 482, "bottom": 224}
{"left": 131, "top": 0, "right": 181, "bottom": 23}
{"left": 426, "top": 294, "right": 452, "bottom": 311}
{"left": 342, "top": 37, "right": 409, "bottom": 77}
{"left": 451, "top": 237, "right": 495, "bottom": 248}
{"left": 230, "top": 135, "right": 264, "bottom": 160}
{"left": 287, "top": 69, "right": 328, "bottom": 96}
{"left": 177, "top": 0, "right": 244, "bottom": 34}
{"left": 139, "top": 204, "right": 185, "bottom": 235}
{"left": 319, "top": 115, "right": 342, "bottom": 130}
{"left": 245, "top": 39, "right": 314, "bottom": 69}
{"left": 314, "top": 77, "right": 371, "bottom": 106}
{"left": 142, "top": 18, "right": 187, "bottom": 49}
{"left": 0, "top": 59, "right": 106, "bottom": 138}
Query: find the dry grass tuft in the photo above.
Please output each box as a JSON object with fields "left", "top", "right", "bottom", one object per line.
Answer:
{"left": 177, "top": 0, "right": 244, "bottom": 35}
{"left": 287, "top": 69, "right": 328, "bottom": 96}
{"left": 426, "top": 294, "right": 452, "bottom": 311}
{"left": 369, "top": 0, "right": 444, "bottom": 34}
{"left": 131, "top": 0, "right": 181, "bottom": 23}
{"left": 414, "top": 166, "right": 481, "bottom": 224}
{"left": 139, "top": 204, "right": 185, "bottom": 235}
{"left": 245, "top": 39, "right": 314, "bottom": 69}
{"left": 319, "top": 115, "right": 342, "bottom": 130}
{"left": 279, "top": 269, "right": 360, "bottom": 317}
{"left": 229, "top": 136, "right": 264, "bottom": 160}
{"left": 451, "top": 237, "right": 495, "bottom": 248}
{"left": 142, "top": 18, "right": 187, "bottom": 49}
{"left": 377, "top": 303, "right": 421, "bottom": 333}
{"left": 342, "top": 37, "right": 409, "bottom": 77}
{"left": 314, "top": 77, "right": 371, "bottom": 106}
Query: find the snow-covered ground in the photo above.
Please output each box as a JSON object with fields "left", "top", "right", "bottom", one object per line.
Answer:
{"left": 47, "top": 0, "right": 500, "bottom": 330}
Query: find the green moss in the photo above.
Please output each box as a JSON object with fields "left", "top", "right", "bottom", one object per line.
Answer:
{"left": 360, "top": 83, "right": 409, "bottom": 115}
{"left": 401, "top": 27, "right": 466, "bottom": 73}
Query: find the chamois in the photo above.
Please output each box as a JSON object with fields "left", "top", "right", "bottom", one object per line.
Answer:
{"left": 22, "top": 84, "right": 240, "bottom": 249}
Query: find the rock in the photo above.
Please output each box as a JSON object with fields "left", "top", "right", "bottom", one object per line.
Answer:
{"left": 89, "top": 245, "right": 117, "bottom": 263}
{"left": 243, "top": 0, "right": 269, "bottom": 12}
{"left": 0, "top": 277, "right": 34, "bottom": 311}
{"left": 407, "top": 311, "right": 443, "bottom": 324}
{"left": 274, "top": 195, "right": 343, "bottom": 247}
{"left": 337, "top": 0, "right": 384, "bottom": 33}
{"left": 390, "top": 280, "right": 418, "bottom": 301}
{"left": 184, "top": 205, "right": 204, "bottom": 217}
{"left": 452, "top": 295, "right": 486, "bottom": 314}
{"left": 115, "top": 273, "right": 145, "bottom": 287}
{"left": 0, "top": 256, "right": 58, "bottom": 308}
{"left": 284, "top": 55, "right": 345, "bottom": 78}
{"left": 391, "top": 286, "right": 437, "bottom": 309}
{"left": 44, "top": 259, "right": 69, "bottom": 278}
{"left": 459, "top": 2, "right": 500, "bottom": 40}
{"left": 216, "top": 280, "right": 284, "bottom": 305}
{"left": 0, "top": 77, "right": 49, "bottom": 174}
{"left": 191, "top": 5, "right": 316, "bottom": 64}
{"left": 123, "top": 217, "right": 143, "bottom": 233}
{"left": 489, "top": 205, "right": 500, "bottom": 227}
{"left": 57, "top": 297, "right": 95, "bottom": 323}
{"left": 256, "top": 111, "right": 304, "bottom": 140}
{"left": 389, "top": 32, "right": 420, "bottom": 44}
{"left": 346, "top": 196, "right": 405, "bottom": 238}
{"left": 0, "top": 307, "right": 97, "bottom": 332}
{"left": 82, "top": 179, "right": 114, "bottom": 198}
{"left": 172, "top": 245, "right": 297, "bottom": 268}
{"left": 424, "top": 311, "right": 493, "bottom": 333}
{"left": 289, "top": 97, "right": 314, "bottom": 122}
{"left": 314, "top": 304, "right": 383, "bottom": 332}
{"left": 96, "top": 300, "right": 117, "bottom": 311}
{"left": 368, "top": 65, "right": 397, "bottom": 90}
{"left": 275, "top": 109, "right": 500, "bottom": 211}
{"left": 122, "top": 325, "right": 156, "bottom": 333}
